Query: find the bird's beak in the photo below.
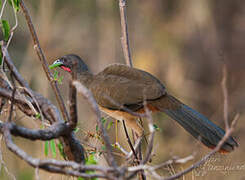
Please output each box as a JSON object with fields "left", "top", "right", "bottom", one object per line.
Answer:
{"left": 49, "top": 59, "right": 63, "bottom": 69}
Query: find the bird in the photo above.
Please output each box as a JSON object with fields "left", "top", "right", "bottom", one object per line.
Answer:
{"left": 51, "top": 54, "right": 238, "bottom": 153}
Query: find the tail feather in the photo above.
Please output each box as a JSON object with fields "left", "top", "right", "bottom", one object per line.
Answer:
{"left": 154, "top": 94, "right": 238, "bottom": 153}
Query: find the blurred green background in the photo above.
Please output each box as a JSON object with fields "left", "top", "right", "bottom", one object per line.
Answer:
{"left": 0, "top": 0, "right": 244, "bottom": 179}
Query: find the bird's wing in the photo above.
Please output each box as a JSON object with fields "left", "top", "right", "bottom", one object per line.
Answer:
{"left": 90, "top": 64, "right": 166, "bottom": 110}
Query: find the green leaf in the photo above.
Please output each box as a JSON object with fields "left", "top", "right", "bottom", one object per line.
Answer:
{"left": 44, "top": 141, "right": 49, "bottom": 156}
{"left": 1, "top": 20, "right": 10, "bottom": 41}
{"left": 101, "top": 117, "right": 106, "bottom": 124}
{"left": 74, "top": 127, "right": 80, "bottom": 133}
{"left": 35, "top": 113, "right": 41, "bottom": 119}
{"left": 153, "top": 124, "right": 162, "bottom": 132}
{"left": 7, "top": 0, "right": 20, "bottom": 12}
{"left": 107, "top": 121, "right": 113, "bottom": 130}
{"left": 86, "top": 154, "right": 97, "bottom": 165}
{"left": 50, "top": 139, "right": 56, "bottom": 158}
{"left": 53, "top": 70, "right": 58, "bottom": 80}
{"left": 57, "top": 142, "right": 66, "bottom": 159}
{"left": 95, "top": 125, "right": 98, "bottom": 132}
{"left": 58, "top": 75, "right": 64, "bottom": 84}
{"left": 101, "top": 145, "right": 106, "bottom": 151}
{"left": 49, "top": 62, "right": 62, "bottom": 69}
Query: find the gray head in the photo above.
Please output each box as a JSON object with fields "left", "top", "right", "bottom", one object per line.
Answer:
{"left": 52, "top": 54, "right": 89, "bottom": 74}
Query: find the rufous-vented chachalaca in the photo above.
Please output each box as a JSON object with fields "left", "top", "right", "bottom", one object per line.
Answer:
{"left": 51, "top": 54, "right": 238, "bottom": 153}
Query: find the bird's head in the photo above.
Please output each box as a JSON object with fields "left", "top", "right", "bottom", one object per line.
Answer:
{"left": 50, "top": 54, "right": 89, "bottom": 74}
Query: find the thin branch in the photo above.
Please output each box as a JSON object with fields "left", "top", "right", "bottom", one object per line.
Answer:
{"left": 221, "top": 63, "right": 229, "bottom": 130}
{"left": 0, "top": 0, "right": 7, "bottom": 20}
{"left": 119, "top": 0, "right": 133, "bottom": 67}
{"left": 122, "top": 120, "right": 138, "bottom": 159}
{"left": 20, "top": 0, "right": 69, "bottom": 122}
{"left": 7, "top": 73, "right": 16, "bottom": 122}
{"left": 1, "top": 45, "right": 29, "bottom": 88}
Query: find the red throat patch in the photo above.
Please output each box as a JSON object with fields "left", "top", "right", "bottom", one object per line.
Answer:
{"left": 61, "top": 66, "right": 71, "bottom": 72}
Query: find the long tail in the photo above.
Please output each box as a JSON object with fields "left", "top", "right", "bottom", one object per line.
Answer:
{"left": 152, "top": 94, "right": 238, "bottom": 153}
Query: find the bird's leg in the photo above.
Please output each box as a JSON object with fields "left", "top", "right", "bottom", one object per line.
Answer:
{"left": 122, "top": 118, "right": 144, "bottom": 160}
{"left": 115, "top": 119, "right": 118, "bottom": 143}
{"left": 124, "top": 117, "right": 144, "bottom": 137}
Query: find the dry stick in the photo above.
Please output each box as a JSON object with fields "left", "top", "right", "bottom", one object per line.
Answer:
{"left": 20, "top": 1, "right": 69, "bottom": 122}
{"left": 122, "top": 120, "right": 138, "bottom": 159}
{"left": 72, "top": 81, "right": 118, "bottom": 170}
{"left": 119, "top": 0, "right": 133, "bottom": 67}
{"left": 118, "top": 0, "right": 133, "bottom": 67}
{"left": 7, "top": 73, "right": 16, "bottom": 122}
{"left": 221, "top": 64, "right": 229, "bottom": 131}
{"left": 1, "top": 45, "right": 29, "bottom": 88}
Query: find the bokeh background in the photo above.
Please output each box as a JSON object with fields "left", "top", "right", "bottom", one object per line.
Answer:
{"left": 0, "top": 0, "right": 245, "bottom": 179}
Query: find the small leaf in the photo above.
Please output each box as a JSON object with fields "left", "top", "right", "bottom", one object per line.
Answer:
{"left": 95, "top": 125, "right": 98, "bottom": 132}
{"left": 101, "top": 117, "right": 106, "bottom": 124}
{"left": 74, "top": 127, "right": 80, "bottom": 133}
{"left": 57, "top": 142, "right": 66, "bottom": 159}
{"left": 58, "top": 75, "right": 64, "bottom": 84}
{"left": 53, "top": 70, "right": 58, "bottom": 80}
{"left": 35, "top": 113, "right": 41, "bottom": 119}
{"left": 44, "top": 141, "right": 49, "bottom": 156}
{"left": 107, "top": 121, "right": 113, "bottom": 130}
{"left": 50, "top": 139, "right": 56, "bottom": 158}
{"left": 153, "top": 124, "right": 162, "bottom": 132}
{"left": 49, "top": 62, "right": 62, "bottom": 69}
{"left": 1, "top": 20, "right": 10, "bottom": 41}
{"left": 101, "top": 145, "right": 106, "bottom": 151}
{"left": 7, "top": 0, "right": 20, "bottom": 12}
{"left": 86, "top": 154, "right": 97, "bottom": 165}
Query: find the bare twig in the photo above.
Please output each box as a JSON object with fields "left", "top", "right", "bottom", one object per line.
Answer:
{"left": 122, "top": 120, "right": 138, "bottom": 159}
{"left": 221, "top": 64, "right": 229, "bottom": 130}
{"left": 0, "top": 0, "right": 7, "bottom": 20}
{"left": 7, "top": 73, "right": 16, "bottom": 122}
{"left": 119, "top": 0, "right": 133, "bottom": 67}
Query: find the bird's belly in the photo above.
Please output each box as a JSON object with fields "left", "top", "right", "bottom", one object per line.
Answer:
{"left": 99, "top": 106, "right": 136, "bottom": 121}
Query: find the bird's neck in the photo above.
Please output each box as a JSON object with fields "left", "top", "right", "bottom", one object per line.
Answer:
{"left": 77, "top": 71, "right": 94, "bottom": 88}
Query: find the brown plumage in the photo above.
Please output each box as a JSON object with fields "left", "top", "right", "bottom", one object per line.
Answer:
{"left": 52, "top": 54, "right": 238, "bottom": 153}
